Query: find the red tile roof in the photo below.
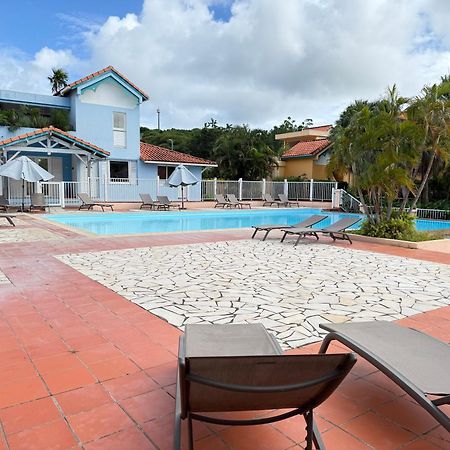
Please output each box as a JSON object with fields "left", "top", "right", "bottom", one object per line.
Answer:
{"left": 57, "top": 66, "right": 149, "bottom": 100}
{"left": 0, "top": 126, "right": 109, "bottom": 157}
{"left": 140, "top": 142, "right": 216, "bottom": 166}
{"left": 282, "top": 138, "right": 331, "bottom": 159}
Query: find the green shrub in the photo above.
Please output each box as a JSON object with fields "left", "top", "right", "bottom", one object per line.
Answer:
{"left": 359, "top": 213, "right": 436, "bottom": 241}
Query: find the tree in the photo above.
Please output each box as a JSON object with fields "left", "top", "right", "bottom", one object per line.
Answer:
{"left": 213, "top": 125, "right": 278, "bottom": 179}
{"left": 406, "top": 79, "right": 450, "bottom": 211}
{"left": 48, "top": 68, "right": 68, "bottom": 94}
{"left": 329, "top": 86, "right": 420, "bottom": 223}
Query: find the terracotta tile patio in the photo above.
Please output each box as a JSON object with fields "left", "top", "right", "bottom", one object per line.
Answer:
{"left": 0, "top": 215, "right": 449, "bottom": 449}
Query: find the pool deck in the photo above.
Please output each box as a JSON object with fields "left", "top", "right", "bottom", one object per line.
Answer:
{"left": 0, "top": 214, "right": 449, "bottom": 449}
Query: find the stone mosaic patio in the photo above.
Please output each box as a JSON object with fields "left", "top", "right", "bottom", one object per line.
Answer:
{"left": 58, "top": 239, "right": 450, "bottom": 349}
{"left": 0, "top": 227, "right": 62, "bottom": 244}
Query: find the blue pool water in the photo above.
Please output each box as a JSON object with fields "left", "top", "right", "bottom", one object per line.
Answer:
{"left": 46, "top": 209, "right": 450, "bottom": 236}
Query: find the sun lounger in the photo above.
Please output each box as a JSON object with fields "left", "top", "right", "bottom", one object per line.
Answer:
{"left": 262, "top": 193, "right": 282, "bottom": 207}
{"left": 278, "top": 193, "right": 300, "bottom": 207}
{"left": 29, "top": 193, "right": 49, "bottom": 212}
{"left": 0, "top": 214, "right": 15, "bottom": 226}
{"left": 319, "top": 321, "right": 450, "bottom": 432}
{"left": 78, "top": 193, "right": 114, "bottom": 212}
{"left": 139, "top": 193, "right": 165, "bottom": 210}
{"left": 280, "top": 216, "right": 361, "bottom": 246}
{"left": 252, "top": 214, "right": 327, "bottom": 241}
{"left": 0, "top": 195, "right": 10, "bottom": 212}
{"left": 157, "top": 195, "right": 180, "bottom": 210}
{"left": 226, "top": 193, "right": 251, "bottom": 209}
{"left": 214, "top": 194, "right": 229, "bottom": 208}
{"left": 175, "top": 323, "right": 356, "bottom": 450}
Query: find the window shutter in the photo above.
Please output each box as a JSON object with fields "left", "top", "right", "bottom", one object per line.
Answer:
{"left": 129, "top": 161, "right": 137, "bottom": 185}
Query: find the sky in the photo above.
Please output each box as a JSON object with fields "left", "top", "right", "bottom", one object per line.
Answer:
{"left": 0, "top": 0, "right": 449, "bottom": 130}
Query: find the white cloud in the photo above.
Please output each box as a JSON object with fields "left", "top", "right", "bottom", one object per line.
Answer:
{"left": 1, "top": 0, "right": 449, "bottom": 129}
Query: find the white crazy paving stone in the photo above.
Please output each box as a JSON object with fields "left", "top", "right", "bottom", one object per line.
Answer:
{"left": 56, "top": 239, "right": 450, "bottom": 350}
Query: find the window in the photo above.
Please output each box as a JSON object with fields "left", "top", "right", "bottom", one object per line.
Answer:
{"left": 109, "top": 160, "right": 137, "bottom": 183}
{"left": 157, "top": 166, "right": 175, "bottom": 180}
{"left": 113, "top": 112, "right": 126, "bottom": 147}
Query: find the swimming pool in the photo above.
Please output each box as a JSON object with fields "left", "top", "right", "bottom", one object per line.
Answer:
{"left": 46, "top": 208, "right": 450, "bottom": 236}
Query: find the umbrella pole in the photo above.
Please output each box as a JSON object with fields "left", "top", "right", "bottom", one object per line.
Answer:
{"left": 181, "top": 186, "right": 185, "bottom": 210}
{"left": 22, "top": 179, "right": 25, "bottom": 212}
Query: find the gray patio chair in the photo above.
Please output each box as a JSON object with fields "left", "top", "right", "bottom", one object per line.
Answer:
{"left": 226, "top": 193, "right": 251, "bottom": 209}
{"left": 278, "top": 193, "right": 300, "bottom": 207}
{"left": 30, "top": 193, "right": 49, "bottom": 212}
{"left": 252, "top": 214, "right": 327, "bottom": 241}
{"left": 319, "top": 321, "right": 450, "bottom": 433}
{"left": 0, "top": 214, "right": 16, "bottom": 226}
{"left": 175, "top": 323, "right": 356, "bottom": 450}
{"left": 157, "top": 195, "right": 180, "bottom": 210}
{"left": 0, "top": 195, "right": 10, "bottom": 212}
{"left": 262, "top": 193, "right": 282, "bottom": 207}
{"left": 139, "top": 193, "right": 165, "bottom": 210}
{"left": 78, "top": 193, "right": 114, "bottom": 212}
{"left": 280, "top": 216, "right": 361, "bottom": 246}
{"left": 214, "top": 194, "right": 229, "bottom": 208}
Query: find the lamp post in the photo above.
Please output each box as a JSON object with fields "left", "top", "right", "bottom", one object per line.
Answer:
{"left": 168, "top": 139, "right": 174, "bottom": 151}
{"left": 157, "top": 108, "right": 160, "bottom": 130}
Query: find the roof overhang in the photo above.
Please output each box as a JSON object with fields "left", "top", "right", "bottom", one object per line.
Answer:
{"left": 143, "top": 160, "right": 217, "bottom": 167}
{"left": 281, "top": 144, "right": 332, "bottom": 161}
{"left": 0, "top": 127, "right": 109, "bottom": 159}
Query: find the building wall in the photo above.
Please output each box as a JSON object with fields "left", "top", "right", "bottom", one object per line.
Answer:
{"left": 283, "top": 158, "right": 315, "bottom": 179}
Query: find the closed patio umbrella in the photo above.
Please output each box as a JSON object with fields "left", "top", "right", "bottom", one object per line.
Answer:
{"left": 0, "top": 156, "right": 54, "bottom": 211}
{"left": 167, "top": 165, "right": 199, "bottom": 210}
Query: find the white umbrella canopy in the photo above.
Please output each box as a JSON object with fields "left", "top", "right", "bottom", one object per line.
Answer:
{"left": 0, "top": 156, "right": 54, "bottom": 211}
{"left": 167, "top": 165, "right": 199, "bottom": 209}
{"left": 0, "top": 156, "right": 54, "bottom": 182}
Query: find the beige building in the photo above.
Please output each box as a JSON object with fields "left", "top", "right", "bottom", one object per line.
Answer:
{"left": 274, "top": 125, "right": 334, "bottom": 180}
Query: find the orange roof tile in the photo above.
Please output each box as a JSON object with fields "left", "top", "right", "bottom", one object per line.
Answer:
{"left": 282, "top": 138, "right": 331, "bottom": 159}
{"left": 0, "top": 126, "right": 109, "bottom": 157}
{"left": 140, "top": 142, "right": 216, "bottom": 166}
{"left": 57, "top": 66, "right": 149, "bottom": 100}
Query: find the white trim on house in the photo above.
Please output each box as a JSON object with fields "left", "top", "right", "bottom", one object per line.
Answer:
{"left": 142, "top": 160, "right": 217, "bottom": 167}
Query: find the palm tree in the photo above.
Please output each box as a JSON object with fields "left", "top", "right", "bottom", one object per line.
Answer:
{"left": 48, "top": 68, "right": 69, "bottom": 94}
{"left": 407, "top": 80, "right": 450, "bottom": 211}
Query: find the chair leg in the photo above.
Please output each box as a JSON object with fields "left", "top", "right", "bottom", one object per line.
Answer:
{"left": 280, "top": 231, "right": 288, "bottom": 243}
{"left": 262, "top": 229, "right": 271, "bottom": 241}
{"left": 188, "top": 415, "right": 194, "bottom": 450}
{"left": 312, "top": 415, "right": 326, "bottom": 449}
{"left": 304, "top": 410, "right": 314, "bottom": 450}
{"left": 294, "top": 234, "right": 303, "bottom": 246}
{"left": 251, "top": 228, "right": 258, "bottom": 239}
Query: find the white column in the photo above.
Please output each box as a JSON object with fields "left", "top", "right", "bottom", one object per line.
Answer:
{"left": 60, "top": 182, "right": 65, "bottom": 208}
{"left": 262, "top": 178, "right": 266, "bottom": 197}
{"left": 103, "top": 176, "right": 108, "bottom": 201}
{"left": 238, "top": 178, "right": 243, "bottom": 200}
{"left": 213, "top": 177, "right": 217, "bottom": 197}
{"left": 156, "top": 176, "right": 160, "bottom": 195}
{"left": 283, "top": 179, "right": 288, "bottom": 196}
{"left": 309, "top": 179, "right": 314, "bottom": 202}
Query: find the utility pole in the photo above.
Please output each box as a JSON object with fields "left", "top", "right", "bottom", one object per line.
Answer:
{"left": 156, "top": 108, "right": 160, "bottom": 130}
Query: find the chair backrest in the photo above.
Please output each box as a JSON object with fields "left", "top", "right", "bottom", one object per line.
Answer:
{"left": 278, "top": 193, "right": 289, "bottom": 202}
{"left": 323, "top": 217, "right": 361, "bottom": 232}
{"left": 31, "top": 193, "right": 46, "bottom": 206}
{"left": 263, "top": 193, "right": 274, "bottom": 202}
{"left": 180, "top": 353, "right": 356, "bottom": 415}
{"left": 226, "top": 194, "right": 239, "bottom": 203}
{"left": 157, "top": 195, "right": 171, "bottom": 205}
{"left": 140, "top": 193, "right": 155, "bottom": 204}
{"left": 77, "top": 193, "right": 93, "bottom": 205}
{"left": 294, "top": 215, "right": 327, "bottom": 228}
{"left": 215, "top": 194, "right": 227, "bottom": 203}
{"left": 0, "top": 195, "right": 9, "bottom": 207}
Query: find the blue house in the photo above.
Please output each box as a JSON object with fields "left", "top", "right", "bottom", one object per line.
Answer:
{"left": 0, "top": 66, "right": 216, "bottom": 204}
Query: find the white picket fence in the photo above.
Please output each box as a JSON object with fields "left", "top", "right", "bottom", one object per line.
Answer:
{"left": 5, "top": 177, "right": 337, "bottom": 207}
